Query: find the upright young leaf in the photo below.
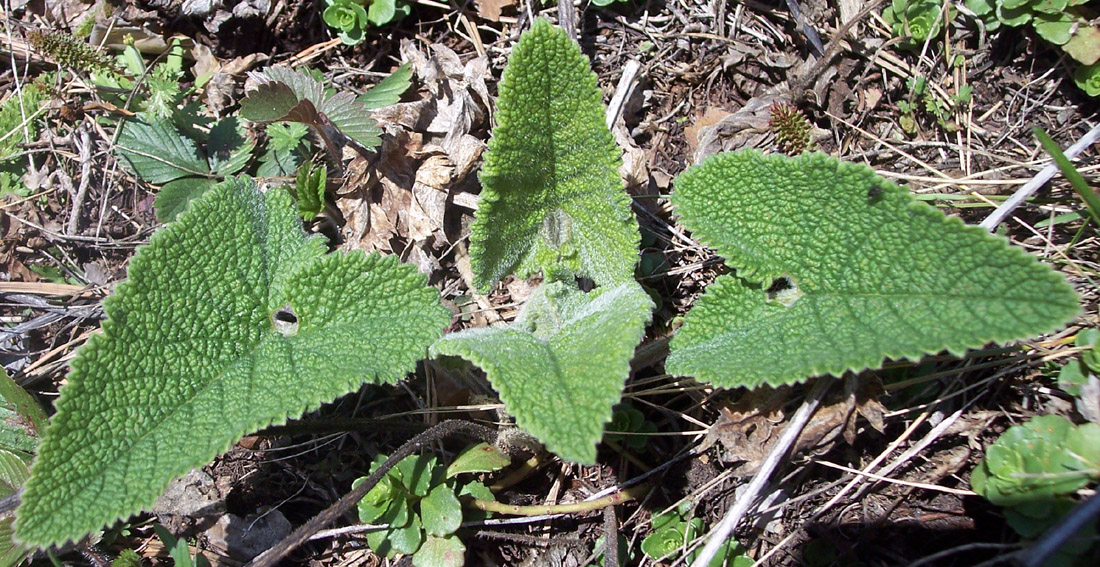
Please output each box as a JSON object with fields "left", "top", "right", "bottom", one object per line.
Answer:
{"left": 470, "top": 19, "right": 639, "bottom": 290}
{"left": 15, "top": 177, "right": 451, "bottom": 548}
{"left": 667, "top": 151, "right": 1080, "bottom": 388}
{"left": 431, "top": 281, "right": 653, "bottom": 463}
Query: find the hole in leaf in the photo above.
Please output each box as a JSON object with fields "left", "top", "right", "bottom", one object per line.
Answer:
{"left": 272, "top": 305, "right": 299, "bottom": 336}
{"left": 765, "top": 276, "right": 803, "bottom": 307}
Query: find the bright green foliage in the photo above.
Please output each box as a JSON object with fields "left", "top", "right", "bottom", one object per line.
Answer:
{"left": 322, "top": 0, "right": 410, "bottom": 43}
{"left": 257, "top": 122, "right": 312, "bottom": 177}
{"left": 432, "top": 281, "right": 654, "bottom": 463}
{"left": 358, "top": 63, "right": 413, "bottom": 109}
{"left": 240, "top": 66, "right": 385, "bottom": 152}
{"left": 111, "top": 549, "right": 143, "bottom": 567}
{"left": 354, "top": 450, "right": 504, "bottom": 566}
{"left": 641, "top": 502, "right": 752, "bottom": 567}
{"left": 15, "top": 176, "right": 451, "bottom": 548}
{"left": 291, "top": 162, "right": 327, "bottom": 219}
{"left": 446, "top": 442, "right": 511, "bottom": 477}
{"left": 470, "top": 18, "right": 639, "bottom": 291}
{"left": 114, "top": 116, "right": 254, "bottom": 221}
{"left": 971, "top": 415, "right": 1100, "bottom": 550}
{"left": 323, "top": 0, "right": 370, "bottom": 44}
{"left": 1075, "top": 62, "right": 1100, "bottom": 96}
{"left": 882, "top": 0, "right": 953, "bottom": 48}
{"left": 666, "top": 151, "right": 1080, "bottom": 388}
{"left": 603, "top": 403, "right": 657, "bottom": 451}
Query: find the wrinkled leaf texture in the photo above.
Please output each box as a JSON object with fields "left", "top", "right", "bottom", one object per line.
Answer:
{"left": 667, "top": 150, "right": 1080, "bottom": 388}
{"left": 469, "top": 18, "right": 639, "bottom": 290}
{"left": 432, "top": 282, "right": 653, "bottom": 463}
{"left": 16, "top": 177, "right": 451, "bottom": 547}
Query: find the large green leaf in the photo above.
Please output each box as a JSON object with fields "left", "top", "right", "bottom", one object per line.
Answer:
{"left": 15, "top": 177, "right": 451, "bottom": 548}
{"left": 431, "top": 281, "right": 653, "bottom": 463}
{"left": 667, "top": 151, "right": 1080, "bottom": 388}
{"left": 469, "top": 19, "right": 639, "bottom": 290}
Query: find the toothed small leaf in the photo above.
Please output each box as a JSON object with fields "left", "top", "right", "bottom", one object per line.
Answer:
{"left": 469, "top": 19, "right": 639, "bottom": 290}
{"left": 667, "top": 150, "right": 1080, "bottom": 388}
{"left": 431, "top": 281, "right": 653, "bottom": 463}
{"left": 15, "top": 177, "right": 450, "bottom": 547}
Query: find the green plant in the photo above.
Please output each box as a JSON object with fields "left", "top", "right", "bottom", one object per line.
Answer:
{"left": 1075, "top": 61, "right": 1100, "bottom": 96}
{"left": 665, "top": 150, "right": 1080, "bottom": 388}
{"left": 153, "top": 524, "right": 211, "bottom": 567}
{"left": 115, "top": 116, "right": 253, "bottom": 221}
{"left": 25, "top": 29, "right": 117, "bottom": 77}
{"left": 768, "top": 102, "right": 814, "bottom": 154}
{"left": 322, "top": 0, "right": 411, "bottom": 44}
{"left": 882, "top": 0, "right": 954, "bottom": 48}
{"left": 354, "top": 444, "right": 506, "bottom": 566}
{"left": 240, "top": 64, "right": 410, "bottom": 159}
{"left": 14, "top": 177, "right": 451, "bottom": 547}
{"left": 1058, "top": 329, "right": 1099, "bottom": 397}
{"left": 641, "top": 502, "right": 753, "bottom": 566}
{"left": 430, "top": 19, "right": 654, "bottom": 464}
{"left": 10, "top": 18, "right": 1082, "bottom": 557}
{"left": 0, "top": 369, "right": 47, "bottom": 567}
{"left": 604, "top": 403, "right": 657, "bottom": 450}
{"left": 896, "top": 75, "right": 971, "bottom": 134}
{"left": 971, "top": 415, "right": 1100, "bottom": 564}
{"left": 963, "top": 0, "right": 1100, "bottom": 95}
{"left": 0, "top": 73, "right": 51, "bottom": 199}
{"left": 291, "top": 161, "right": 328, "bottom": 220}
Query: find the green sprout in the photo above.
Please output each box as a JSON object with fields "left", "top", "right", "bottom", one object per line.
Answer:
{"left": 640, "top": 502, "right": 753, "bottom": 566}
{"left": 1075, "top": 62, "right": 1100, "bottom": 97}
{"left": 323, "top": 0, "right": 370, "bottom": 44}
{"left": 322, "top": 0, "right": 411, "bottom": 44}
{"left": 882, "top": 0, "right": 953, "bottom": 48}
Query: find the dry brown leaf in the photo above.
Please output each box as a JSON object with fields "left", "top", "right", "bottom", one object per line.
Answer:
{"left": 475, "top": 0, "right": 516, "bottom": 22}
{"left": 706, "top": 376, "right": 888, "bottom": 475}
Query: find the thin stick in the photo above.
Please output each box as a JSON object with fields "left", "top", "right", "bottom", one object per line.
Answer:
{"left": 689, "top": 376, "right": 835, "bottom": 567}
{"left": 979, "top": 122, "right": 1100, "bottom": 231}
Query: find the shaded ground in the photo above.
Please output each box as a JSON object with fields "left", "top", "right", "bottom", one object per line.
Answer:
{"left": 1, "top": 0, "right": 1099, "bottom": 565}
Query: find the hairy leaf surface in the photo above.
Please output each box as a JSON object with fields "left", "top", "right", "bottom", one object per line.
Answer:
{"left": 667, "top": 151, "right": 1080, "bottom": 388}
{"left": 431, "top": 282, "right": 653, "bottom": 463}
{"left": 16, "top": 177, "right": 451, "bottom": 547}
{"left": 470, "top": 19, "right": 638, "bottom": 290}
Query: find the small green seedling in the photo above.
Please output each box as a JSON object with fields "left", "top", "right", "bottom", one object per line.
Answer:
{"left": 603, "top": 404, "right": 657, "bottom": 451}
{"left": 322, "top": 0, "right": 411, "bottom": 44}
{"left": 641, "top": 502, "right": 753, "bottom": 566}
{"left": 152, "top": 524, "right": 210, "bottom": 567}
{"left": 971, "top": 415, "right": 1100, "bottom": 563}
{"left": 0, "top": 73, "right": 51, "bottom": 199}
{"left": 290, "top": 161, "right": 327, "bottom": 220}
{"left": 354, "top": 443, "right": 507, "bottom": 566}
{"left": 882, "top": 0, "right": 953, "bottom": 48}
